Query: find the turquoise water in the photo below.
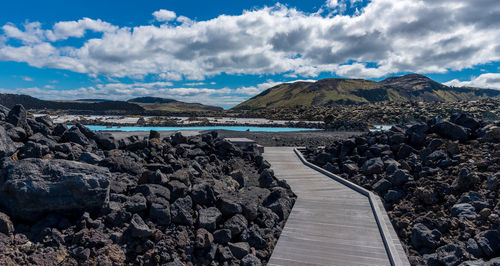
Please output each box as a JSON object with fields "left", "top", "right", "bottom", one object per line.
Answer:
{"left": 369, "top": 125, "right": 393, "bottom": 132}
{"left": 85, "top": 125, "right": 321, "bottom": 132}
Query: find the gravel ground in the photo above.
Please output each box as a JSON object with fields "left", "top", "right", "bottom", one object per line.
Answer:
{"left": 109, "top": 129, "right": 364, "bottom": 147}
{"left": 211, "top": 130, "right": 364, "bottom": 147}
{"left": 109, "top": 130, "right": 201, "bottom": 140}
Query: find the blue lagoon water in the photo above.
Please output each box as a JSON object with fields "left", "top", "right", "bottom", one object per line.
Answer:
{"left": 370, "top": 125, "right": 393, "bottom": 132}
{"left": 85, "top": 125, "right": 321, "bottom": 132}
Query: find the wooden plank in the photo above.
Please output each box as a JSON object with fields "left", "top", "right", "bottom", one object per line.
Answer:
{"left": 264, "top": 147, "right": 410, "bottom": 266}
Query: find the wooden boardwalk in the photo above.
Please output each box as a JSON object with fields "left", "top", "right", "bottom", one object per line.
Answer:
{"left": 264, "top": 147, "right": 410, "bottom": 266}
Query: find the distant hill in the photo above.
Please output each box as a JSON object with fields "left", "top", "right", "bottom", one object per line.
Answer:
{"left": 128, "top": 97, "right": 223, "bottom": 112}
{"left": 233, "top": 74, "right": 500, "bottom": 110}
{"left": 128, "top": 97, "right": 177, "bottom": 104}
{"left": 0, "top": 94, "right": 223, "bottom": 115}
{"left": 0, "top": 94, "right": 144, "bottom": 114}
{"left": 75, "top": 99, "right": 114, "bottom": 102}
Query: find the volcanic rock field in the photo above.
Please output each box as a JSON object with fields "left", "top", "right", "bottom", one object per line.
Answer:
{"left": 0, "top": 104, "right": 296, "bottom": 265}
{"left": 303, "top": 113, "right": 500, "bottom": 265}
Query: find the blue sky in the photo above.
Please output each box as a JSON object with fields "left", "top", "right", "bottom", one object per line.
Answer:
{"left": 0, "top": 0, "right": 499, "bottom": 108}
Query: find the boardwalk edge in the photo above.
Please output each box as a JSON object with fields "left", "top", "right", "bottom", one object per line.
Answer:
{"left": 293, "top": 148, "right": 408, "bottom": 266}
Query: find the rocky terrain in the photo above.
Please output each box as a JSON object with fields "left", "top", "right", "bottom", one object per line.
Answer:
{"left": 303, "top": 114, "right": 500, "bottom": 265}
{"left": 232, "top": 98, "right": 500, "bottom": 125}
{"left": 214, "top": 130, "right": 364, "bottom": 147}
{"left": 61, "top": 116, "right": 323, "bottom": 131}
{"left": 0, "top": 104, "right": 296, "bottom": 265}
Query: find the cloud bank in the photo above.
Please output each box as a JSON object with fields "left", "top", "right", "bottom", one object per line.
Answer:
{"left": 0, "top": 0, "right": 498, "bottom": 81}
{"left": 444, "top": 73, "right": 500, "bottom": 90}
{"left": 1, "top": 0, "right": 500, "bottom": 107}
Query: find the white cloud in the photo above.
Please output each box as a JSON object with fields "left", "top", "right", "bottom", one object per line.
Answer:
{"left": 0, "top": 84, "right": 235, "bottom": 107}
{"left": 176, "top": 16, "right": 192, "bottom": 25}
{"left": 444, "top": 73, "right": 500, "bottom": 90}
{"left": 158, "top": 72, "right": 183, "bottom": 81}
{"left": 95, "top": 81, "right": 173, "bottom": 90}
{"left": 47, "top": 18, "right": 118, "bottom": 41}
{"left": 2, "top": 22, "right": 45, "bottom": 44}
{"left": 21, "top": 76, "right": 33, "bottom": 81}
{"left": 234, "top": 79, "right": 316, "bottom": 95}
{"left": 0, "top": 79, "right": 315, "bottom": 108}
{"left": 184, "top": 82, "right": 205, "bottom": 86}
{"left": 153, "top": 9, "right": 177, "bottom": 22}
{"left": 0, "top": 0, "right": 499, "bottom": 82}
{"left": 326, "top": 0, "right": 339, "bottom": 8}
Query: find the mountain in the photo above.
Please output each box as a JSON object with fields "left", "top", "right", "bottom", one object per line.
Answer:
{"left": 0, "top": 94, "right": 223, "bottom": 115}
{"left": 233, "top": 74, "right": 500, "bottom": 110}
{"left": 0, "top": 94, "right": 144, "bottom": 114}
{"left": 128, "top": 97, "right": 223, "bottom": 112}
{"left": 128, "top": 97, "right": 177, "bottom": 104}
{"left": 75, "top": 99, "right": 114, "bottom": 102}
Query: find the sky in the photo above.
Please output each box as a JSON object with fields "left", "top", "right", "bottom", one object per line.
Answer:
{"left": 0, "top": 0, "right": 499, "bottom": 109}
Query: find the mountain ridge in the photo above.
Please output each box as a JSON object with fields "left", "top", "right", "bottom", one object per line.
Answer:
{"left": 128, "top": 96, "right": 223, "bottom": 112}
{"left": 233, "top": 74, "right": 500, "bottom": 110}
{"left": 0, "top": 94, "right": 222, "bottom": 114}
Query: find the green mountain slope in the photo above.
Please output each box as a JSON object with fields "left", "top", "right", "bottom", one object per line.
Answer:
{"left": 233, "top": 74, "right": 500, "bottom": 110}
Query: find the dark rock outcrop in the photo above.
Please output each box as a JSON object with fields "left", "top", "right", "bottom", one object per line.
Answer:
{"left": 0, "top": 125, "right": 16, "bottom": 157}
{"left": 0, "top": 159, "right": 111, "bottom": 221}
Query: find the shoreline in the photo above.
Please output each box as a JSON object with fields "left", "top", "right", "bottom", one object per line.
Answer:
{"left": 107, "top": 129, "right": 365, "bottom": 147}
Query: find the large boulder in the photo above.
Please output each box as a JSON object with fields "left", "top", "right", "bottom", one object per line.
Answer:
{"left": 195, "top": 228, "right": 214, "bottom": 249}
{"left": 198, "top": 207, "right": 222, "bottom": 232}
{"left": 453, "top": 168, "right": 480, "bottom": 190}
{"left": 224, "top": 214, "right": 248, "bottom": 236}
{"left": 35, "top": 115, "right": 54, "bottom": 128}
{"left": 17, "top": 141, "right": 50, "bottom": 159}
{"left": 433, "top": 122, "right": 470, "bottom": 142}
{"left": 388, "top": 169, "right": 410, "bottom": 186}
{"left": 407, "top": 124, "right": 428, "bottom": 149}
{"left": 435, "top": 242, "right": 464, "bottom": 266}
{"left": 0, "top": 158, "right": 111, "bottom": 221}
{"left": 451, "top": 203, "right": 477, "bottom": 220}
{"left": 241, "top": 254, "right": 262, "bottom": 266}
{"left": 0, "top": 125, "right": 16, "bottom": 157}
{"left": 476, "top": 230, "right": 500, "bottom": 257}
{"left": 411, "top": 223, "right": 442, "bottom": 249}
{"left": 149, "top": 197, "right": 171, "bottom": 225}
{"left": 99, "top": 156, "right": 143, "bottom": 176}
{"left": 62, "top": 126, "right": 90, "bottom": 146}
{"left": 228, "top": 242, "right": 250, "bottom": 259}
{"left": 191, "top": 182, "right": 216, "bottom": 206}
{"left": 451, "top": 113, "right": 481, "bottom": 130}
{"left": 362, "top": 157, "right": 384, "bottom": 174}
{"left": 7, "top": 104, "right": 32, "bottom": 136}
{"left": 479, "top": 125, "right": 500, "bottom": 143}
{"left": 93, "top": 132, "right": 118, "bottom": 150}
{"left": 258, "top": 169, "right": 276, "bottom": 188}
{"left": 0, "top": 104, "right": 9, "bottom": 115}
{"left": 0, "top": 212, "right": 14, "bottom": 235}
{"left": 6, "top": 126, "right": 27, "bottom": 142}
{"left": 129, "top": 213, "right": 153, "bottom": 238}
{"left": 170, "top": 196, "right": 193, "bottom": 225}
{"left": 28, "top": 118, "right": 52, "bottom": 136}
